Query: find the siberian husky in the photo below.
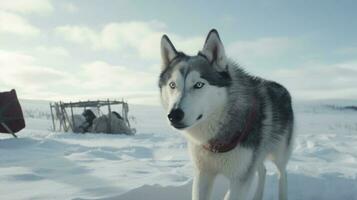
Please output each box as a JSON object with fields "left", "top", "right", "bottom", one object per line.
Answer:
{"left": 158, "top": 29, "right": 294, "bottom": 200}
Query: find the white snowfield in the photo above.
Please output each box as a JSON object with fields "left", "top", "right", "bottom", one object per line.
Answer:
{"left": 0, "top": 99, "right": 357, "bottom": 200}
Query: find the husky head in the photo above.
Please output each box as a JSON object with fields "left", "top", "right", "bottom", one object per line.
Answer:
{"left": 159, "top": 29, "right": 231, "bottom": 132}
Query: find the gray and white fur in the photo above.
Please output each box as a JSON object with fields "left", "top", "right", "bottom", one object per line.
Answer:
{"left": 159, "top": 29, "right": 294, "bottom": 200}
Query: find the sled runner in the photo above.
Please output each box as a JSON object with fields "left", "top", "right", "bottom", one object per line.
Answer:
{"left": 0, "top": 89, "right": 26, "bottom": 138}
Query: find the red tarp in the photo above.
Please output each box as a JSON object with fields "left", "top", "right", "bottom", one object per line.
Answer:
{"left": 0, "top": 89, "right": 25, "bottom": 135}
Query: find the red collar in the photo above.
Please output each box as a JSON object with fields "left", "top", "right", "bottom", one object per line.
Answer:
{"left": 202, "top": 98, "right": 258, "bottom": 153}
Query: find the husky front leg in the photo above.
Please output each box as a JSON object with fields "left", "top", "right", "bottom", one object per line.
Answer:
{"left": 278, "top": 169, "right": 287, "bottom": 200}
{"left": 273, "top": 153, "right": 289, "bottom": 200}
{"left": 253, "top": 164, "right": 267, "bottom": 200}
{"left": 224, "top": 174, "right": 254, "bottom": 200}
{"left": 192, "top": 171, "right": 216, "bottom": 200}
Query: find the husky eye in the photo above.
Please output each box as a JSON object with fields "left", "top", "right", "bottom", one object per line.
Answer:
{"left": 193, "top": 82, "right": 205, "bottom": 89}
{"left": 169, "top": 82, "right": 176, "bottom": 89}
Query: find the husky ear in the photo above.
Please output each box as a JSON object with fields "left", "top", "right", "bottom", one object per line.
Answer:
{"left": 161, "top": 35, "right": 178, "bottom": 70}
{"left": 200, "top": 29, "right": 227, "bottom": 70}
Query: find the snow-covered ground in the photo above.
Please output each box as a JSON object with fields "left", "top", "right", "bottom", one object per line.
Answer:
{"left": 0, "top": 99, "right": 357, "bottom": 200}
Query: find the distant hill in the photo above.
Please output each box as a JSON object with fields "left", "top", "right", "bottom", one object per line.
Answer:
{"left": 325, "top": 105, "right": 357, "bottom": 111}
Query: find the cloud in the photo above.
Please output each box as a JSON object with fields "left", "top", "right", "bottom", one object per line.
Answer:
{"left": 336, "top": 47, "right": 357, "bottom": 56}
{"left": 0, "top": 50, "right": 72, "bottom": 98}
{"left": 55, "top": 25, "right": 97, "bottom": 45}
{"left": 1, "top": 65, "right": 69, "bottom": 89}
{"left": 50, "top": 60, "right": 160, "bottom": 103}
{"left": 265, "top": 60, "right": 357, "bottom": 100}
{"left": 80, "top": 61, "right": 156, "bottom": 91}
{"left": 0, "top": 11, "right": 40, "bottom": 36}
{"left": 227, "top": 37, "right": 299, "bottom": 60}
{"left": 34, "top": 46, "right": 69, "bottom": 57}
{"left": 63, "top": 2, "right": 78, "bottom": 13}
{"left": 55, "top": 21, "right": 204, "bottom": 60}
{"left": 0, "top": 50, "right": 34, "bottom": 66}
{"left": 0, "top": 0, "right": 53, "bottom": 15}
{"left": 0, "top": 49, "right": 161, "bottom": 103}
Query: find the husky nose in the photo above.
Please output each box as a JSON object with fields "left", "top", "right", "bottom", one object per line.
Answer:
{"left": 168, "top": 108, "right": 184, "bottom": 123}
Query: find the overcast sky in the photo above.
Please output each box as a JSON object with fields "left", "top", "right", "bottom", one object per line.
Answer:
{"left": 0, "top": 0, "right": 356, "bottom": 105}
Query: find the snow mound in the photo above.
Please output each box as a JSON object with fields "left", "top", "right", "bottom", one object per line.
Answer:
{"left": 90, "top": 173, "right": 357, "bottom": 200}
